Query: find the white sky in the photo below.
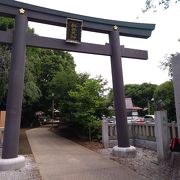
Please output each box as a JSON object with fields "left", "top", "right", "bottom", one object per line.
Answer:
{"left": 16, "top": 0, "right": 180, "bottom": 87}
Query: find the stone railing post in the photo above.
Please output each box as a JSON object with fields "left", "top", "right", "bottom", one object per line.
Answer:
{"left": 155, "top": 111, "right": 169, "bottom": 161}
{"left": 102, "top": 117, "right": 109, "bottom": 148}
{"left": 171, "top": 121, "right": 176, "bottom": 138}
{"left": 128, "top": 123, "right": 135, "bottom": 145}
{"left": 172, "top": 54, "right": 180, "bottom": 138}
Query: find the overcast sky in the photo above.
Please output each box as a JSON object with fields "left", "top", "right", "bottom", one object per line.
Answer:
{"left": 16, "top": 0, "right": 180, "bottom": 87}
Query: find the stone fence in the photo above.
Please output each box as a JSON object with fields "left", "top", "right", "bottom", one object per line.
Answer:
{"left": 102, "top": 111, "right": 179, "bottom": 160}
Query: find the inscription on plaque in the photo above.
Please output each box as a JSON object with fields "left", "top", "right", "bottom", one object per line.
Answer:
{"left": 66, "top": 18, "right": 83, "bottom": 43}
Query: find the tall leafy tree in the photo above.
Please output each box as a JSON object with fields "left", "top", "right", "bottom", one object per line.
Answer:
{"left": 154, "top": 81, "right": 175, "bottom": 121}
{"left": 68, "top": 76, "right": 108, "bottom": 138}
{"left": 0, "top": 17, "right": 77, "bottom": 126}
{"left": 30, "top": 48, "right": 76, "bottom": 112}
{"left": 0, "top": 45, "right": 10, "bottom": 109}
{"left": 0, "top": 17, "right": 14, "bottom": 109}
{"left": 0, "top": 16, "right": 109, "bottom": 134}
{"left": 0, "top": 17, "right": 14, "bottom": 31}
{"left": 125, "top": 83, "right": 157, "bottom": 108}
{"left": 49, "top": 66, "right": 77, "bottom": 120}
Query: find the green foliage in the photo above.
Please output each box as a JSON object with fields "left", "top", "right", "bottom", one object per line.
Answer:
{"left": 0, "top": 16, "right": 34, "bottom": 32}
{"left": 106, "top": 83, "right": 157, "bottom": 116}
{"left": 25, "top": 48, "right": 76, "bottom": 114}
{"left": 125, "top": 83, "right": 157, "bottom": 108}
{"left": 0, "top": 45, "right": 11, "bottom": 107}
{"left": 69, "top": 77, "right": 108, "bottom": 117}
{"left": 88, "top": 119, "right": 102, "bottom": 140}
{"left": 0, "top": 17, "right": 14, "bottom": 30}
{"left": 24, "top": 53, "right": 41, "bottom": 104}
{"left": 68, "top": 77, "right": 108, "bottom": 138}
{"left": 105, "top": 89, "right": 113, "bottom": 106}
{"left": 154, "top": 81, "right": 176, "bottom": 121}
{"left": 0, "top": 17, "right": 108, "bottom": 138}
{"left": 0, "top": 18, "right": 10, "bottom": 106}
{"left": 0, "top": 46, "right": 76, "bottom": 127}
{"left": 50, "top": 69, "right": 77, "bottom": 120}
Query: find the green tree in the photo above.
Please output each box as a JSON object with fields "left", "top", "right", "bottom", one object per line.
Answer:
{"left": 0, "top": 45, "right": 10, "bottom": 109}
{"left": 30, "top": 48, "right": 76, "bottom": 113}
{"left": 0, "top": 17, "right": 76, "bottom": 126}
{"left": 0, "top": 16, "right": 109, "bottom": 134}
{"left": 49, "top": 68, "right": 77, "bottom": 120}
{"left": 68, "top": 76, "right": 108, "bottom": 139}
{"left": 105, "top": 89, "right": 114, "bottom": 109}
{"left": 125, "top": 83, "right": 157, "bottom": 108}
{"left": 0, "top": 29, "right": 42, "bottom": 125}
{"left": 154, "top": 81, "right": 175, "bottom": 121}
{"left": 0, "top": 17, "right": 14, "bottom": 109}
{"left": 0, "top": 17, "right": 14, "bottom": 31}
{"left": 105, "top": 83, "right": 157, "bottom": 116}
{"left": 0, "top": 17, "right": 40, "bottom": 101}
{"left": 20, "top": 47, "right": 76, "bottom": 126}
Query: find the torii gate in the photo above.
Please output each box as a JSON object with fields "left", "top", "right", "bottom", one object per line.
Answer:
{"left": 0, "top": 0, "right": 155, "bottom": 170}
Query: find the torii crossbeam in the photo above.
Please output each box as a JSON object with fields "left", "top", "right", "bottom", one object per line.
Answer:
{"left": 0, "top": 0, "right": 155, "bottom": 169}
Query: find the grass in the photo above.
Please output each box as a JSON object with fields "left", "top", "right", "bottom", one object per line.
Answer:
{"left": 19, "top": 128, "right": 32, "bottom": 155}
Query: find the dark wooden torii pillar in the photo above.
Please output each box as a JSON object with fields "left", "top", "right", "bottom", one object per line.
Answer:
{"left": 0, "top": 0, "right": 155, "bottom": 159}
{"left": 109, "top": 29, "right": 129, "bottom": 147}
{"left": 2, "top": 13, "right": 27, "bottom": 159}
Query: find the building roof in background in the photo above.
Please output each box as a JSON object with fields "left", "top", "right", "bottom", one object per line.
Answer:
{"left": 125, "top": 98, "right": 142, "bottom": 110}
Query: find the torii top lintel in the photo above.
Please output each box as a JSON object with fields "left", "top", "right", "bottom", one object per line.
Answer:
{"left": 0, "top": 1, "right": 155, "bottom": 158}
{"left": 0, "top": 0, "right": 155, "bottom": 39}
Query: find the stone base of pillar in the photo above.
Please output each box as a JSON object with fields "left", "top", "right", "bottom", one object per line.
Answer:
{"left": 112, "top": 146, "right": 137, "bottom": 158}
{"left": 0, "top": 155, "right": 25, "bottom": 171}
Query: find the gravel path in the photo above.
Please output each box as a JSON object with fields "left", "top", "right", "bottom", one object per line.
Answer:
{"left": 98, "top": 148, "right": 180, "bottom": 180}
{"left": 0, "top": 155, "right": 42, "bottom": 180}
